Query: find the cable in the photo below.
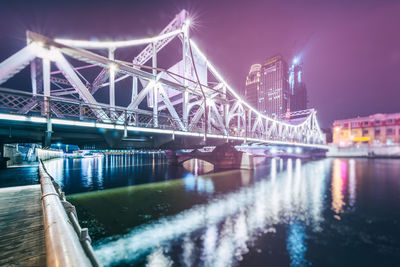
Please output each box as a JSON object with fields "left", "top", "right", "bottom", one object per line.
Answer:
{"left": 188, "top": 40, "right": 208, "bottom": 141}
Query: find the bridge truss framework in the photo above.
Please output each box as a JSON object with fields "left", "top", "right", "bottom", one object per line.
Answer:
{"left": 0, "top": 10, "right": 326, "bottom": 148}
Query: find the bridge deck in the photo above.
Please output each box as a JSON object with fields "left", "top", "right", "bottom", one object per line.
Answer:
{"left": 0, "top": 185, "right": 46, "bottom": 266}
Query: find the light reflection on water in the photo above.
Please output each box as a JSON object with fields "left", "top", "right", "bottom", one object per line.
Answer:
{"left": 183, "top": 173, "right": 215, "bottom": 195}
{"left": 44, "top": 154, "right": 193, "bottom": 194}
{"left": 331, "top": 159, "right": 345, "bottom": 215}
{"left": 287, "top": 223, "right": 307, "bottom": 267}
{"left": 94, "top": 159, "right": 331, "bottom": 266}
{"left": 61, "top": 157, "right": 400, "bottom": 266}
{"left": 349, "top": 159, "right": 356, "bottom": 208}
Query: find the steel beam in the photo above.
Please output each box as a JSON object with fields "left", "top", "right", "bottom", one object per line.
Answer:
{"left": 43, "top": 58, "right": 50, "bottom": 116}
{"left": 30, "top": 60, "right": 38, "bottom": 95}
{"left": 0, "top": 43, "right": 38, "bottom": 85}
{"left": 158, "top": 85, "right": 185, "bottom": 130}
{"left": 108, "top": 48, "right": 115, "bottom": 118}
{"left": 152, "top": 42, "right": 158, "bottom": 127}
{"left": 52, "top": 50, "right": 109, "bottom": 122}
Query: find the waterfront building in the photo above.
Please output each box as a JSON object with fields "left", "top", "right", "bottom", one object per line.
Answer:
{"left": 245, "top": 55, "right": 306, "bottom": 119}
{"left": 244, "top": 64, "right": 261, "bottom": 109}
{"left": 259, "top": 55, "right": 289, "bottom": 118}
{"left": 289, "top": 59, "right": 308, "bottom": 111}
{"left": 332, "top": 112, "right": 400, "bottom": 146}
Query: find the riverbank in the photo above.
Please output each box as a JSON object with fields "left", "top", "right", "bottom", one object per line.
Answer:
{"left": 327, "top": 145, "right": 400, "bottom": 158}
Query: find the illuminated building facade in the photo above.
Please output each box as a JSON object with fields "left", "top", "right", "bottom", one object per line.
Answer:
{"left": 244, "top": 64, "right": 261, "bottom": 109}
{"left": 259, "top": 55, "right": 289, "bottom": 118}
{"left": 245, "top": 55, "right": 309, "bottom": 118}
{"left": 289, "top": 59, "right": 308, "bottom": 112}
{"left": 332, "top": 113, "right": 400, "bottom": 146}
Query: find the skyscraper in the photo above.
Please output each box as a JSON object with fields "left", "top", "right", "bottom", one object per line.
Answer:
{"left": 244, "top": 64, "right": 261, "bottom": 109}
{"left": 259, "top": 55, "right": 289, "bottom": 118}
{"left": 289, "top": 59, "right": 308, "bottom": 111}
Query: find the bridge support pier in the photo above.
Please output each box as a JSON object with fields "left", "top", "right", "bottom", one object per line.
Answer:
{"left": 165, "top": 150, "right": 179, "bottom": 166}
{"left": 212, "top": 143, "right": 254, "bottom": 170}
{"left": 43, "top": 131, "right": 52, "bottom": 148}
{"left": 43, "top": 118, "right": 52, "bottom": 148}
{"left": 0, "top": 143, "right": 9, "bottom": 169}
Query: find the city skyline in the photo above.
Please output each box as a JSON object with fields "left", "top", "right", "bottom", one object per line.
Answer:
{"left": 0, "top": 0, "right": 399, "bottom": 128}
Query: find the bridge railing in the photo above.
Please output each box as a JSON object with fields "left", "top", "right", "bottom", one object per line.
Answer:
{"left": 36, "top": 148, "right": 63, "bottom": 161}
{"left": 0, "top": 87, "right": 178, "bottom": 128}
{"left": 0, "top": 87, "right": 218, "bottom": 135}
{"left": 38, "top": 157, "right": 101, "bottom": 267}
{"left": 0, "top": 87, "right": 326, "bottom": 146}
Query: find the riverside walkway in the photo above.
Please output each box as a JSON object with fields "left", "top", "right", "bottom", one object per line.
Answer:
{"left": 0, "top": 155, "right": 100, "bottom": 267}
{"left": 0, "top": 184, "right": 46, "bottom": 266}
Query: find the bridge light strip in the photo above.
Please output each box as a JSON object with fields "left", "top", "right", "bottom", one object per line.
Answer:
{"left": 30, "top": 117, "right": 47, "bottom": 123}
{"left": 0, "top": 114, "right": 327, "bottom": 149}
{"left": 55, "top": 29, "right": 183, "bottom": 49}
{"left": 0, "top": 114, "right": 29, "bottom": 121}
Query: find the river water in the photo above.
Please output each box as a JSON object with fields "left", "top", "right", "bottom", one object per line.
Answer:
{"left": 40, "top": 156, "right": 400, "bottom": 266}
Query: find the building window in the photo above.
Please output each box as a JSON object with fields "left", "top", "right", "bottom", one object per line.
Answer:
{"left": 375, "top": 129, "right": 381, "bottom": 136}
{"left": 375, "top": 120, "right": 381, "bottom": 125}
{"left": 387, "top": 119, "right": 393, "bottom": 124}
{"left": 386, "top": 128, "right": 394, "bottom": 135}
{"left": 351, "top": 122, "right": 358, "bottom": 127}
{"left": 363, "top": 121, "right": 369, "bottom": 126}
{"left": 363, "top": 129, "right": 369, "bottom": 135}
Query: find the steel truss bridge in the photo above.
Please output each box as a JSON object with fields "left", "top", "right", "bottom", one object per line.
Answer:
{"left": 0, "top": 10, "right": 326, "bottom": 149}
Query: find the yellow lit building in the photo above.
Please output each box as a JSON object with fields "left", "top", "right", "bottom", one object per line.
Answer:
{"left": 332, "top": 113, "right": 400, "bottom": 147}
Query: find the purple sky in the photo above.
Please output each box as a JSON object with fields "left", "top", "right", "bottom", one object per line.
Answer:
{"left": 1, "top": 0, "right": 399, "bottom": 127}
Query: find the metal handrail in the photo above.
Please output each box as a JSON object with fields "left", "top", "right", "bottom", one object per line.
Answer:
{"left": 0, "top": 86, "right": 172, "bottom": 119}
{"left": 39, "top": 159, "right": 101, "bottom": 267}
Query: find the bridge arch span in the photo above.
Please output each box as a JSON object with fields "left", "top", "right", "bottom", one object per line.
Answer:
{"left": 178, "top": 156, "right": 215, "bottom": 168}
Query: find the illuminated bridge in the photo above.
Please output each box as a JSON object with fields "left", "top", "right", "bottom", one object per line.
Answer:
{"left": 0, "top": 10, "right": 326, "bottom": 151}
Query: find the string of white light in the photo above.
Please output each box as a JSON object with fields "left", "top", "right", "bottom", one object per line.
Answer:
{"left": 55, "top": 29, "right": 183, "bottom": 49}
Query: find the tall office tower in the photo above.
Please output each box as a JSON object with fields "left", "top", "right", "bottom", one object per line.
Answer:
{"left": 244, "top": 64, "right": 261, "bottom": 109}
{"left": 289, "top": 59, "right": 308, "bottom": 111}
{"left": 259, "top": 55, "right": 289, "bottom": 118}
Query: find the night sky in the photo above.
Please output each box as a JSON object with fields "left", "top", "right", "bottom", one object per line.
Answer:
{"left": 1, "top": 0, "right": 399, "bottom": 128}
